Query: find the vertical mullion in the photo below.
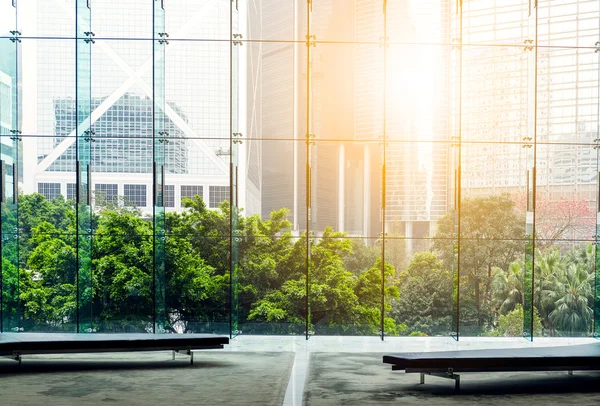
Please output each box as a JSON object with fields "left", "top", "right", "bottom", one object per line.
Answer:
{"left": 153, "top": 0, "right": 167, "bottom": 335}
{"left": 380, "top": 0, "right": 387, "bottom": 342}
{"left": 305, "top": 0, "right": 312, "bottom": 341}
{"left": 594, "top": 10, "right": 600, "bottom": 338}
{"left": 229, "top": 0, "right": 234, "bottom": 339}
{"left": 454, "top": 0, "right": 463, "bottom": 342}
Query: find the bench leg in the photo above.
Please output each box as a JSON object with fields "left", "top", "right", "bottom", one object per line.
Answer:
{"left": 172, "top": 350, "right": 176, "bottom": 361}
{"left": 13, "top": 353, "right": 21, "bottom": 369}
{"left": 568, "top": 370, "right": 573, "bottom": 376}
{"left": 411, "top": 370, "right": 461, "bottom": 390}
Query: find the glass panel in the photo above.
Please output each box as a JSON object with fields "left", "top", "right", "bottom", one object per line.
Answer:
{"left": 165, "top": 0, "right": 232, "bottom": 41}
{"left": 88, "top": 30, "right": 154, "bottom": 332}
{"left": 308, "top": 137, "right": 383, "bottom": 336}
{"left": 310, "top": 235, "right": 386, "bottom": 336}
{"left": 535, "top": 143, "right": 596, "bottom": 337}
{"left": 596, "top": 145, "right": 600, "bottom": 338}
{"left": 460, "top": 38, "right": 534, "bottom": 338}
{"left": 18, "top": 0, "right": 75, "bottom": 39}
{"left": 311, "top": 0, "right": 381, "bottom": 44}
{"left": 238, "top": 140, "right": 306, "bottom": 335}
{"left": 76, "top": 0, "right": 93, "bottom": 333}
{"left": 462, "top": 0, "right": 529, "bottom": 46}
{"left": 244, "top": 0, "right": 297, "bottom": 43}
{"left": 93, "top": 0, "right": 152, "bottom": 39}
{"left": 90, "top": 149, "right": 153, "bottom": 333}
{"left": 391, "top": 238, "right": 455, "bottom": 337}
{"left": 537, "top": 47, "right": 598, "bottom": 145}
{"left": 20, "top": 232, "right": 77, "bottom": 332}
{"left": 0, "top": 4, "right": 19, "bottom": 331}
{"left": 238, "top": 236, "right": 306, "bottom": 335}
{"left": 538, "top": 1, "right": 599, "bottom": 49}
{"left": 459, "top": 143, "right": 529, "bottom": 337}
{"left": 231, "top": 12, "right": 240, "bottom": 337}
{"left": 20, "top": 137, "right": 77, "bottom": 333}
{"left": 154, "top": 0, "right": 166, "bottom": 334}
{"left": 93, "top": 230, "right": 154, "bottom": 333}
{"left": 165, "top": 236, "right": 230, "bottom": 335}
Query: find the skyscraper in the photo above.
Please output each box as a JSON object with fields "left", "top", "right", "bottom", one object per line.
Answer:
{"left": 19, "top": 0, "right": 257, "bottom": 213}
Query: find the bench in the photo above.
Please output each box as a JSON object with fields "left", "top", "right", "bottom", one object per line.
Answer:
{"left": 383, "top": 343, "right": 600, "bottom": 390}
{"left": 0, "top": 333, "right": 229, "bottom": 366}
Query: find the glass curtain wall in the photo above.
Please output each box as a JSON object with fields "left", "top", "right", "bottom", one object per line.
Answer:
{"left": 0, "top": 0, "right": 599, "bottom": 340}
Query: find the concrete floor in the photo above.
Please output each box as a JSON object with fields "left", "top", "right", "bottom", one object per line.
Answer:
{"left": 0, "top": 335, "right": 597, "bottom": 405}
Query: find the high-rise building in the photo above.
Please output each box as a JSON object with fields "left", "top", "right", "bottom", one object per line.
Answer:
{"left": 50, "top": 94, "right": 189, "bottom": 175}
{"left": 18, "top": 0, "right": 258, "bottom": 214}
{"left": 456, "top": 0, "right": 599, "bottom": 240}
{"left": 0, "top": 34, "right": 19, "bottom": 198}
{"left": 355, "top": 0, "right": 451, "bottom": 244}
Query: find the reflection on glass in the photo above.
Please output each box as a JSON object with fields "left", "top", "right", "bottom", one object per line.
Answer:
{"left": 0, "top": 0, "right": 599, "bottom": 340}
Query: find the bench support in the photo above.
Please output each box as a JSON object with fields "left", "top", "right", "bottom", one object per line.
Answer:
{"left": 407, "top": 369, "right": 461, "bottom": 390}
{"left": 172, "top": 347, "right": 194, "bottom": 365}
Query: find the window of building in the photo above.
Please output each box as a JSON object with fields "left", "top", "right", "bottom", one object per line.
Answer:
{"left": 66, "top": 183, "right": 77, "bottom": 201}
{"left": 209, "top": 186, "right": 230, "bottom": 208}
{"left": 164, "top": 185, "right": 175, "bottom": 208}
{"left": 95, "top": 184, "right": 119, "bottom": 204}
{"left": 181, "top": 185, "right": 203, "bottom": 203}
{"left": 124, "top": 184, "right": 147, "bottom": 208}
{"left": 38, "top": 183, "right": 61, "bottom": 200}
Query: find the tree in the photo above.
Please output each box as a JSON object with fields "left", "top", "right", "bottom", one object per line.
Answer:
{"left": 487, "top": 304, "right": 542, "bottom": 337}
{"left": 514, "top": 192, "right": 595, "bottom": 250}
{"left": 390, "top": 252, "right": 453, "bottom": 336}
{"left": 433, "top": 194, "right": 524, "bottom": 332}
{"left": 548, "top": 263, "right": 593, "bottom": 336}
{"left": 248, "top": 227, "right": 399, "bottom": 335}
{"left": 343, "top": 239, "right": 379, "bottom": 276}
{"left": 92, "top": 210, "right": 154, "bottom": 332}
{"left": 491, "top": 261, "right": 523, "bottom": 315}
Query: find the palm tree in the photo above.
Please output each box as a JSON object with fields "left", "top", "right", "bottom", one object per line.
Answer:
{"left": 491, "top": 262, "right": 523, "bottom": 315}
{"left": 548, "top": 263, "right": 593, "bottom": 336}
{"left": 566, "top": 242, "right": 595, "bottom": 274}
{"left": 533, "top": 248, "right": 565, "bottom": 335}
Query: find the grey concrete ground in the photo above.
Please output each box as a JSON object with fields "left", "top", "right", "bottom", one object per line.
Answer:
{"left": 0, "top": 336, "right": 597, "bottom": 405}
{"left": 304, "top": 352, "right": 600, "bottom": 405}
{"left": 0, "top": 351, "right": 293, "bottom": 406}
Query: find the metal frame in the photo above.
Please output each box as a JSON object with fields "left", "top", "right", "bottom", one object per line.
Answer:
{"left": 394, "top": 366, "right": 594, "bottom": 390}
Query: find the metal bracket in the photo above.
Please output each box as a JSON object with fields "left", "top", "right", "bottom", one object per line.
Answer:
{"left": 9, "top": 129, "right": 22, "bottom": 141}
{"left": 451, "top": 37, "right": 461, "bottom": 50}
{"left": 415, "top": 369, "right": 461, "bottom": 390}
{"left": 83, "top": 129, "right": 95, "bottom": 142}
{"left": 83, "top": 32, "right": 95, "bottom": 44}
{"left": 9, "top": 30, "right": 21, "bottom": 43}
{"left": 379, "top": 36, "right": 390, "bottom": 48}
{"left": 233, "top": 34, "right": 243, "bottom": 46}
{"left": 171, "top": 347, "right": 194, "bottom": 365}
{"left": 523, "top": 39, "right": 534, "bottom": 52}
{"left": 306, "top": 34, "right": 316, "bottom": 47}
{"left": 13, "top": 352, "right": 22, "bottom": 368}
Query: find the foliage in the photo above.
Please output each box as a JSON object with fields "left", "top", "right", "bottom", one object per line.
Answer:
{"left": 4, "top": 192, "right": 599, "bottom": 338}
{"left": 433, "top": 194, "right": 524, "bottom": 332}
{"left": 390, "top": 252, "right": 453, "bottom": 336}
{"left": 486, "top": 305, "right": 542, "bottom": 337}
